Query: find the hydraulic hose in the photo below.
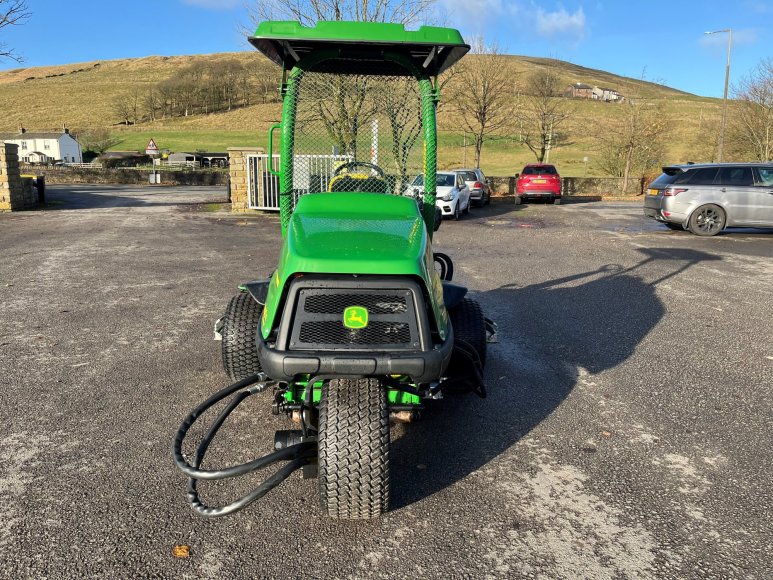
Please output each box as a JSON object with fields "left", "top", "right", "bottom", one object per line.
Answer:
{"left": 172, "top": 373, "right": 316, "bottom": 517}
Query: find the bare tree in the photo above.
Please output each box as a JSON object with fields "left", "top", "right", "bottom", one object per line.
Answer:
{"left": 75, "top": 128, "right": 119, "bottom": 155}
{"left": 144, "top": 88, "right": 160, "bottom": 122}
{"left": 520, "top": 66, "right": 574, "bottom": 163}
{"left": 447, "top": 38, "right": 517, "bottom": 168}
{"left": 113, "top": 95, "right": 135, "bottom": 126}
{"left": 595, "top": 98, "right": 669, "bottom": 192}
{"left": 0, "top": 0, "right": 30, "bottom": 62}
{"left": 728, "top": 58, "right": 773, "bottom": 162}
{"left": 249, "top": 0, "right": 438, "bottom": 27}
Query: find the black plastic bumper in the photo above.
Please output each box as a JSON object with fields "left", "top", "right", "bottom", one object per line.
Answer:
{"left": 256, "top": 328, "right": 454, "bottom": 383}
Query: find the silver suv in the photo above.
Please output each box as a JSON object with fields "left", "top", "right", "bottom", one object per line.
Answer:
{"left": 644, "top": 163, "right": 773, "bottom": 236}
{"left": 454, "top": 168, "right": 491, "bottom": 206}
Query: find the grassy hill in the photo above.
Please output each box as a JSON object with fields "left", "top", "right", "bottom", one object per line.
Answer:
{"left": 0, "top": 52, "right": 721, "bottom": 176}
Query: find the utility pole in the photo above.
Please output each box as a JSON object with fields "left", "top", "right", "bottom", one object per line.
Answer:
{"left": 704, "top": 28, "right": 732, "bottom": 162}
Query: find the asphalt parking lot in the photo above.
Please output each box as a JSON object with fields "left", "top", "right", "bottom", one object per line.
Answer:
{"left": 1, "top": 184, "right": 771, "bottom": 579}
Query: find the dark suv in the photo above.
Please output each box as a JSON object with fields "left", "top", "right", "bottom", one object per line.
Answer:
{"left": 644, "top": 163, "right": 773, "bottom": 235}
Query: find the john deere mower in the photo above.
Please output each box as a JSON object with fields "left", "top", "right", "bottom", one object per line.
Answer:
{"left": 173, "top": 20, "right": 494, "bottom": 520}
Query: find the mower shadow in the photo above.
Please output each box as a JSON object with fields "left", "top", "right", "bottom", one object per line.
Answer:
{"left": 389, "top": 247, "right": 722, "bottom": 510}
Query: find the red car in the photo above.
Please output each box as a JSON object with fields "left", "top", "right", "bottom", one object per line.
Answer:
{"left": 515, "top": 164, "right": 562, "bottom": 205}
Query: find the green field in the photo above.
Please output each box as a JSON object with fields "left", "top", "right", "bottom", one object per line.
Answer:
{"left": 0, "top": 52, "right": 723, "bottom": 177}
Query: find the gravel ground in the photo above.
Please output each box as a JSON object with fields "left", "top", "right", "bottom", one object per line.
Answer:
{"left": 1, "top": 184, "right": 771, "bottom": 579}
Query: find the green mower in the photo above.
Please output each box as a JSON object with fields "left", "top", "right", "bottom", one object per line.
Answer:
{"left": 173, "top": 20, "right": 495, "bottom": 520}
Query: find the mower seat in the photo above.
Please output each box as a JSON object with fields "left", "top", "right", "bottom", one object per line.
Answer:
{"left": 328, "top": 174, "right": 389, "bottom": 194}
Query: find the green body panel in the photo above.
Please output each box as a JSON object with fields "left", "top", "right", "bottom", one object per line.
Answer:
{"left": 260, "top": 192, "right": 449, "bottom": 340}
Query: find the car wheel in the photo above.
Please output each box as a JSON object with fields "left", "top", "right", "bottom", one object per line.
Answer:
{"left": 514, "top": 195, "right": 522, "bottom": 206}
{"left": 553, "top": 197, "right": 561, "bottom": 205}
{"left": 463, "top": 198, "right": 470, "bottom": 215}
{"left": 664, "top": 223, "right": 684, "bottom": 231}
{"left": 485, "top": 192, "right": 491, "bottom": 205}
{"left": 453, "top": 202, "right": 461, "bottom": 220}
{"left": 689, "top": 204, "right": 725, "bottom": 236}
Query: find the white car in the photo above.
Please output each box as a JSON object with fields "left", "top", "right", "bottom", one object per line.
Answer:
{"left": 410, "top": 172, "right": 471, "bottom": 220}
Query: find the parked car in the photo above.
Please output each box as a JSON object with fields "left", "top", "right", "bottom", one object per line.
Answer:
{"left": 410, "top": 172, "right": 471, "bottom": 220}
{"left": 515, "top": 164, "right": 562, "bottom": 204}
{"left": 454, "top": 168, "right": 491, "bottom": 206}
{"left": 643, "top": 163, "right": 773, "bottom": 236}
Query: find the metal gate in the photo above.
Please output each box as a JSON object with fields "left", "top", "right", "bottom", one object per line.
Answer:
{"left": 247, "top": 154, "right": 280, "bottom": 210}
{"left": 247, "top": 153, "right": 353, "bottom": 210}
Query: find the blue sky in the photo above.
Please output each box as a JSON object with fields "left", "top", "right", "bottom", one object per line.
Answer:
{"left": 1, "top": 0, "right": 770, "bottom": 97}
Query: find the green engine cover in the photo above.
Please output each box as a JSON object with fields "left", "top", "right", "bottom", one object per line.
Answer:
{"left": 260, "top": 192, "right": 449, "bottom": 340}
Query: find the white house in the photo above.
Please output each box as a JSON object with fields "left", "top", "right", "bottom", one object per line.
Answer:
{"left": 0, "top": 128, "right": 83, "bottom": 164}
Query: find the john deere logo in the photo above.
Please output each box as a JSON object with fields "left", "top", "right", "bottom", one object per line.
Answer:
{"left": 343, "top": 306, "right": 368, "bottom": 329}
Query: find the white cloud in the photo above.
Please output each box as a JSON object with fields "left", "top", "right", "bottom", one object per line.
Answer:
{"left": 534, "top": 7, "right": 586, "bottom": 41}
{"left": 438, "top": 0, "right": 506, "bottom": 31}
{"left": 180, "top": 0, "right": 241, "bottom": 10}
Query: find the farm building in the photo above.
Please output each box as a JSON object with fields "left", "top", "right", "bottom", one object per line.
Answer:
{"left": 0, "top": 127, "right": 82, "bottom": 164}
{"left": 564, "top": 83, "right": 594, "bottom": 99}
{"left": 565, "top": 83, "right": 624, "bottom": 102}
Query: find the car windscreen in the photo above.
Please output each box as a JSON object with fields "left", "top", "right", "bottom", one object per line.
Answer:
{"left": 437, "top": 174, "right": 456, "bottom": 187}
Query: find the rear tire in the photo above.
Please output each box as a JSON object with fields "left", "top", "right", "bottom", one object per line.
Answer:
{"left": 553, "top": 197, "right": 561, "bottom": 205}
{"left": 221, "top": 293, "right": 262, "bottom": 382}
{"left": 689, "top": 204, "right": 725, "bottom": 236}
{"left": 453, "top": 202, "right": 461, "bottom": 220}
{"left": 318, "top": 378, "right": 390, "bottom": 519}
{"left": 449, "top": 298, "right": 487, "bottom": 367}
{"left": 514, "top": 195, "right": 522, "bottom": 206}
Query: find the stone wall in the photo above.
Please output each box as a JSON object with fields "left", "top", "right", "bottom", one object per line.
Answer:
{"left": 20, "top": 166, "right": 228, "bottom": 186}
{"left": 488, "top": 175, "right": 646, "bottom": 198}
{"left": 228, "top": 147, "right": 264, "bottom": 211}
{"left": 561, "top": 176, "right": 646, "bottom": 197}
{"left": 1, "top": 143, "right": 37, "bottom": 211}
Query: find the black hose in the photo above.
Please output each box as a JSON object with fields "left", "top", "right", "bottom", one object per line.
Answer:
{"left": 172, "top": 373, "right": 317, "bottom": 517}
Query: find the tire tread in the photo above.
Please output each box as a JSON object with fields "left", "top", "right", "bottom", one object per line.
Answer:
{"left": 318, "top": 377, "right": 390, "bottom": 519}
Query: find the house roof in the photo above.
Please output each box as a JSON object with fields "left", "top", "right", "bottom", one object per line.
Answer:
{"left": 0, "top": 131, "right": 70, "bottom": 140}
{"left": 570, "top": 83, "right": 594, "bottom": 89}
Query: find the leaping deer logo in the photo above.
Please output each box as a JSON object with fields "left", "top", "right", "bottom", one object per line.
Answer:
{"left": 343, "top": 306, "right": 368, "bottom": 329}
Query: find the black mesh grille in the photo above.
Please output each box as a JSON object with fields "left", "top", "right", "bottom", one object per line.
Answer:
{"left": 304, "top": 293, "right": 407, "bottom": 315}
{"left": 286, "top": 285, "right": 422, "bottom": 351}
{"left": 299, "top": 321, "right": 411, "bottom": 345}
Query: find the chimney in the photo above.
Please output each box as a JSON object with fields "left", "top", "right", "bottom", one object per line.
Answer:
{"left": 63, "top": 123, "right": 69, "bottom": 134}
{"left": 19, "top": 127, "right": 26, "bottom": 134}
